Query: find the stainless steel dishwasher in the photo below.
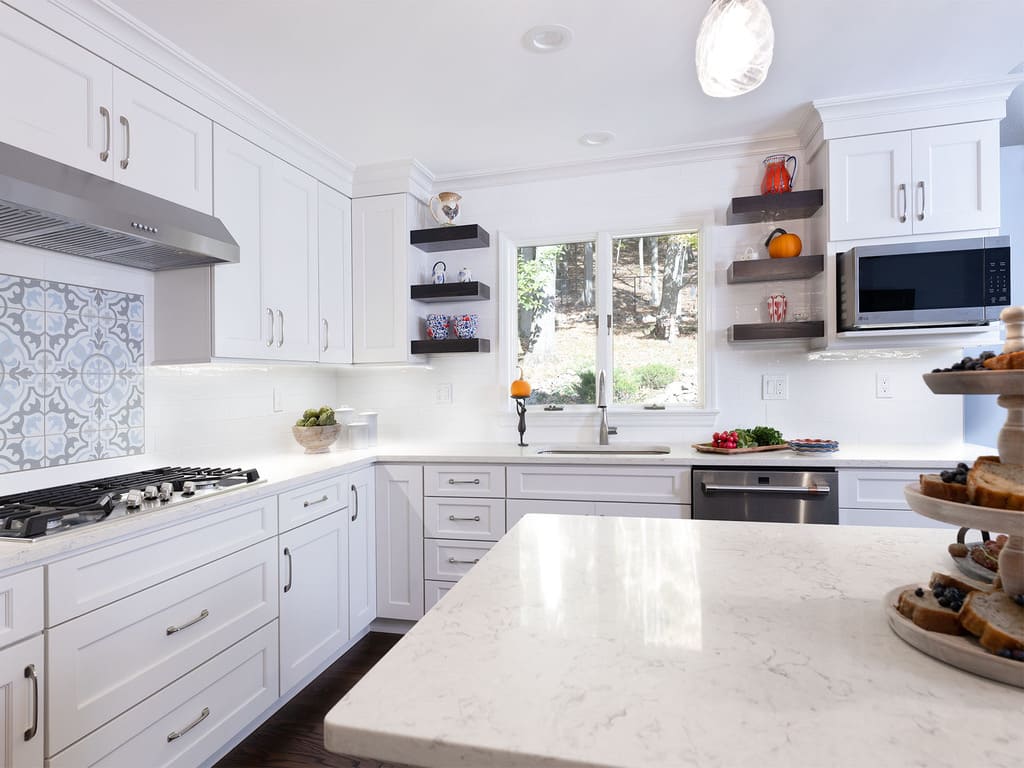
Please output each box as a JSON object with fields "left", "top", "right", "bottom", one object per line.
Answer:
{"left": 692, "top": 467, "right": 838, "bottom": 524}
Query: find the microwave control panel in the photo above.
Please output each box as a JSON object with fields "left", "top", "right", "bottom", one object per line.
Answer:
{"left": 984, "top": 248, "right": 1011, "bottom": 306}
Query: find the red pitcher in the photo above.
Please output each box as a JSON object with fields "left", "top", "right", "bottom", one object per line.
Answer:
{"left": 761, "top": 154, "right": 797, "bottom": 194}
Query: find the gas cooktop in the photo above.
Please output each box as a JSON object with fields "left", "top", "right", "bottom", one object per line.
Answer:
{"left": 0, "top": 466, "right": 263, "bottom": 540}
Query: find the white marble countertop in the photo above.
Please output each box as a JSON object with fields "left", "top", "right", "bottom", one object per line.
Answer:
{"left": 324, "top": 515, "right": 1023, "bottom": 768}
{"left": 0, "top": 439, "right": 992, "bottom": 576}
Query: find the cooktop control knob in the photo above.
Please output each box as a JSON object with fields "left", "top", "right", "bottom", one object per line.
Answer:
{"left": 158, "top": 482, "right": 174, "bottom": 502}
{"left": 125, "top": 489, "right": 144, "bottom": 509}
{"left": 181, "top": 481, "right": 197, "bottom": 497}
{"left": 144, "top": 485, "right": 159, "bottom": 500}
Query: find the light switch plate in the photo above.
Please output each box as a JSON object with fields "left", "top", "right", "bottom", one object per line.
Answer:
{"left": 435, "top": 383, "right": 453, "bottom": 405}
{"left": 272, "top": 387, "right": 284, "bottom": 413}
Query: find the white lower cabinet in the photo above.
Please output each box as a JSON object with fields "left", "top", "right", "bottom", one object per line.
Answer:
{"left": 47, "top": 623, "right": 278, "bottom": 768}
{"left": 375, "top": 465, "right": 424, "bottom": 620}
{"left": 506, "top": 465, "right": 691, "bottom": 504}
{"left": 0, "top": 634, "right": 43, "bottom": 768}
{"left": 424, "top": 581, "right": 454, "bottom": 612}
{"left": 347, "top": 467, "right": 377, "bottom": 635}
{"left": 506, "top": 499, "right": 688, "bottom": 529}
{"left": 424, "top": 539, "right": 495, "bottom": 582}
{"left": 838, "top": 468, "right": 956, "bottom": 528}
{"left": 279, "top": 511, "right": 349, "bottom": 695}
{"left": 46, "top": 538, "right": 278, "bottom": 755}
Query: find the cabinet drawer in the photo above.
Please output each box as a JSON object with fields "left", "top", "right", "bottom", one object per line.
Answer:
{"left": 838, "top": 468, "right": 934, "bottom": 509}
{"left": 0, "top": 568, "right": 42, "bottom": 649}
{"left": 47, "top": 538, "right": 278, "bottom": 755}
{"left": 425, "top": 580, "right": 454, "bottom": 612}
{"left": 424, "top": 498, "right": 505, "bottom": 541}
{"left": 507, "top": 465, "right": 691, "bottom": 504}
{"left": 424, "top": 465, "right": 505, "bottom": 497}
{"left": 839, "top": 507, "right": 956, "bottom": 529}
{"left": 423, "top": 539, "right": 494, "bottom": 582}
{"left": 506, "top": 499, "right": 689, "bottom": 529}
{"left": 279, "top": 475, "right": 348, "bottom": 531}
{"left": 47, "top": 496, "right": 277, "bottom": 626}
{"left": 48, "top": 622, "right": 279, "bottom": 768}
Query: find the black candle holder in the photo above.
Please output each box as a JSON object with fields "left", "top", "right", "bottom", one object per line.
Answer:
{"left": 511, "top": 396, "right": 528, "bottom": 447}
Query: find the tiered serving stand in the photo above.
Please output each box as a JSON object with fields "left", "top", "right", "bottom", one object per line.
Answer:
{"left": 885, "top": 306, "right": 1024, "bottom": 688}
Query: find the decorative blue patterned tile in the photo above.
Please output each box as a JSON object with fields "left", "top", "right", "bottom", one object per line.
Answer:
{"left": 0, "top": 275, "right": 46, "bottom": 312}
{"left": 0, "top": 308, "right": 46, "bottom": 374}
{"left": 0, "top": 375, "right": 44, "bottom": 438}
{"left": 126, "top": 294, "right": 144, "bottom": 322}
{"left": 48, "top": 315, "right": 141, "bottom": 375}
{"left": 108, "top": 427, "right": 144, "bottom": 456}
{"left": 0, "top": 436, "right": 45, "bottom": 471}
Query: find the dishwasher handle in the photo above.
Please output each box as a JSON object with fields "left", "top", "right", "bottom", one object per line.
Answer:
{"left": 702, "top": 482, "right": 832, "bottom": 496}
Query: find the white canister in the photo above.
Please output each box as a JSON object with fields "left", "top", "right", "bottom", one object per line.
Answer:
{"left": 358, "top": 411, "right": 378, "bottom": 446}
{"left": 348, "top": 422, "right": 369, "bottom": 450}
{"left": 335, "top": 407, "right": 357, "bottom": 426}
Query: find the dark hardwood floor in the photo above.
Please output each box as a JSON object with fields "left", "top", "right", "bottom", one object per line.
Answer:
{"left": 215, "top": 632, "right": 401, "bottom": 768}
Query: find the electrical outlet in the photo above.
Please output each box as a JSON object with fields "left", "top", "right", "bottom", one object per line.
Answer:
{"left": 876, "top": 373, "right": 893, "bottom": 399}
{"left": 435, "top": 383, "right": 453, "bottom": 405}
{"left": 761, "top": 374, "right": 788, "bottom": 400}
{"left": 272, "top": 387, "right": 284, "bottom": 413}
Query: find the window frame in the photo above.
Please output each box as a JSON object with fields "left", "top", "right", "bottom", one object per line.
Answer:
{"left": 498, "top": 214, "right": 717, "bottom": 425}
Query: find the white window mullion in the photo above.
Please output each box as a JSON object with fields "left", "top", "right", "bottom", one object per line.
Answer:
{"left": 595, "top": 231, "right": 613, "bottom": 403}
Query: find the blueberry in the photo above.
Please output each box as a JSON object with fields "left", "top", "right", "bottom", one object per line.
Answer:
{"left": 950, "top": 601, "right": 962, "bottom": 611}
{"left": 1012, "top": 650, "right": 1024, "bottom": 662}
{"left": 941, "top": 470, "right": 954, "bottom": 482}
{"left": 980, "top": 351, "right": 996, "bottom": 360}
{"left": 997, "top": 649, "right": 1012, "bottom": 658}
{"left": 1014, "top": 594, "right": 1024, "bottom": 607}
{"left": 957, "top": 463, "right": 968, "bottom": 471}
{"left": 915, "top": 587, "right": 925, "bottom": 597}
{"left": 938, "top": 597, "right": 950, "bottom": 608}
{"left": 933, "top": 586, "right": 946, "bottom": 597}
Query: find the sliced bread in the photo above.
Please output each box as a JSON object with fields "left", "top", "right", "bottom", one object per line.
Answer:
{"left": 982, "top": 350, "right": 1024, "bottom": 370}
{"left": 958, "top": 590, "right": 1024, "bottom": 654}
{"left": 967, "top": 461, "right": 1024, "bottom": 511}
{"left": 896, "top": 573, "right": 982, "bottom": 635}
{"left": 919, "top": 474, "right": 969, "bottom": 503}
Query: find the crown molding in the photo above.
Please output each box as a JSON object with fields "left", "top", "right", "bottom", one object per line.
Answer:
{"left": 351, "top": 159, "right": 435, "bottom": 202}
{"left": 432, "top": 132, "right": 803, "bottom": 191}
{"left": 812, "top": 75, "right": 1024, "bottom": 141}
{"left": 8, "top": 0, "right": 356, "bottom": 193}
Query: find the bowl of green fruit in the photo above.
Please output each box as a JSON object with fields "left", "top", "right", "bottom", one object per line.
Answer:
{"left": 291, "top": 406, "right": 340, "bottom": 454}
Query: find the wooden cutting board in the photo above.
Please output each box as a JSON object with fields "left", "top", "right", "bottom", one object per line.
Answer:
{"left": 692, "top": 443, "right": 790, "bottom": 455}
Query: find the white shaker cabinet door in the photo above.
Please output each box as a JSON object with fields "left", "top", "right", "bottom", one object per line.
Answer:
{"left": 375, "top": 464, "right": 424, "bottom": 620}
{"left": 111, "top": 70, "right": 213, "bottom": 213}
{"left": 0, "top": 3, "right": 113, "bottom": 177}
{"left": 212, "top": 126, "right": 273, "bottom": 359}
{"left": 348, "top": 467, "right": 376, "bottom": 635}
{"left": 351, "top": 194, "right": 409, "bottom": 363}
{"left": 0, "top": 635, "right": 43, "bottom": 768}
{"left": 279, "top": 512, "right": 349, "bottom": 695}
{"left": 911, "top": 121, "right": 1000, "bottom": 235}
{"left": 828, "top": 131, "right": 913, "bottom": 241}
{"left": 318, "top": 184, "right": 354, "bottom": 364}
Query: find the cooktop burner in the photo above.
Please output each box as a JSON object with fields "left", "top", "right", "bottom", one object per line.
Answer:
{"left": 0, "top": 466, "right": 262, "bottom": 540}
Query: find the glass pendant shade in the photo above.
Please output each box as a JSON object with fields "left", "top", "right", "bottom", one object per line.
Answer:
{"left": 695, "top": 0, "right": 774, "bottom": 97}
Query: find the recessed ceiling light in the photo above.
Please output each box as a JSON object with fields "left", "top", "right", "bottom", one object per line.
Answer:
{"left": 523, "top": 25, "right": 573, "bottom": 53}
{"left": 579, "top": 131, "right": 615, "bottom": 147}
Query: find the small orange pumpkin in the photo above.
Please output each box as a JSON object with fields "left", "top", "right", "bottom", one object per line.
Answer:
{"left": 765, "top": 228, "right": 802, "bottom": 259}
{"left": 510, "top": 366, "right": 531, "bottom": 398}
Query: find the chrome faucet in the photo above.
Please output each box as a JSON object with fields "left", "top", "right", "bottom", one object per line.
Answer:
{"left": 598, "top": 369, "right": 610, "bottom": 445}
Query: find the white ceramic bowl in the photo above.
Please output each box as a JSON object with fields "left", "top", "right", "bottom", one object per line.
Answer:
{"left": 291, "top": 424, "right": 341, "bottom": 454}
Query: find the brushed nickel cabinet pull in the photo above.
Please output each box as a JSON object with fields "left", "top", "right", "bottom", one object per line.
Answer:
{"left": 448, "top": 514, "right": 481, "bottom": 522}
{"left": 119, "top": 114, "right": 131, "bottom": 169}
{"left": 283, "top": 547, "right": 293, "bottom": 593}
{"left": 276, "top": 309, "right": 284, "bottom": 348}
{"left": 448, "top": 478, "right": 481, "bottom": 485}
{"left": 23, "top": 664, "right": 38, "bottom": 742}
{"left": 99, "top": 106, "right": 111, "bottom": 162}
{"left": 351, "top": 484, "right": 358, "bottom": 522}
{"left": 322, "top": 318, "right": 329, "bottom": 352}
{"left": 897, "top": 183, "right": 907, "bottom": 223}
{"left": 266, "top": 308, "right": 275, "bottom": 347}
{"left": 167, "top": 707, "right": 210, "bottom": 742}
{"left": 166, "top": 608, "right": 209, "bottom": 636}
{"left": 448, "top": 556, "right": 480, "bottom": 565}
{"left": 303, "top": 494, "right": 329, "bottom": 508}
{"left": 917, "top": 180, "right": 926, "bottom": 221}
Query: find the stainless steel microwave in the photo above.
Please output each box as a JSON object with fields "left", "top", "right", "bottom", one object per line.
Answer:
{"left": 837, "top": 236, "right": 1011, "bottom": 331}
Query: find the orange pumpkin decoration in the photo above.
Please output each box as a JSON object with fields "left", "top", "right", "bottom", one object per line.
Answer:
{"left": 510, "top": 366, "right": 531, "bottom": 398}
{"left": 765, "top": 227, "right": 802, "bottom": 259}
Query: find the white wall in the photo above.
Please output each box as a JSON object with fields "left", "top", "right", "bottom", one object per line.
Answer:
{"left": 338, "top": 151, "right": 965, "bottom": 446}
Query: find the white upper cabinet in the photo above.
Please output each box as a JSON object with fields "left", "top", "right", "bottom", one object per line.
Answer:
{"left": 828, "top": 121, "right": 1000, "bottom": 241}
{"left": 0, "top": 3, "right": 112, "bottom": 177}
{"left": 0, "top": 6, "right": 213, "bottom": 213}
{"left": 318, "top": 184, "right": 354, "bottom": 364}
{"left": 351, "top": 194, "right": 411, "bottom": 363}
{"left": 110, "top": 69, "right": 213, "bottom": 213}
{"left": 212, "top": 126, "right": 318, "bottom": 362}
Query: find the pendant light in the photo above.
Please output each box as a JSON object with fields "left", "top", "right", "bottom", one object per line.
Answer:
{"left": 695, "top": 0, "right": 774, "bottom": 98}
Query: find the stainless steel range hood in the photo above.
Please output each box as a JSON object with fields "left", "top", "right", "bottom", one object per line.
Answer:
{"left": 0, "top": 141, "right": 238, "bottom": 270}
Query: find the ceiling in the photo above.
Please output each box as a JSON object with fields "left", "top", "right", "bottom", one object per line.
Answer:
{"left": 110, "top": 0, "right": 1024, "bottom": 179}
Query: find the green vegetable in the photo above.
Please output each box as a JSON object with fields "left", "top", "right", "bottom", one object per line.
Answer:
{"left": 302, "top": 408, "right": 319, "bottom": 421}
{"left": 304, "top": 417, "right": 319, "bottom": 427}
{"left": 318, "top": 405, "right": 333, "bottom": 417}
{"left": 317, "top": 412, "right": 336, "bottom": 426}
{"left": 295, "top": 418, "right": 306, "bottom": 427}
{"left": 732, "top": 429, "right": 757, "bottom": 448}
{"left": 749, "top": 425, "right": 785, "bottom": 446}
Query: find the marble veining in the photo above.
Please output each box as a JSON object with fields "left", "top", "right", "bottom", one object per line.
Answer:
{"left": 0, "top": 273, "right": 143, "bottom": 472}
{"left": 324, "top": 515, "right": 1023, "bottom": 768}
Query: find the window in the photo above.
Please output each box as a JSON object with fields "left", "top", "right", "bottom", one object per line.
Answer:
{"left": 515, "top": 228, "right": 704, "bottom": 408}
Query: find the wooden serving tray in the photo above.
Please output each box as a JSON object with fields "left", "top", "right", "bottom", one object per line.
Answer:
{"left": 692, "top": 443, "right": 789, "bottom": 455}
{"left": 885, "top": 586, "right": 1024, "bottom": 689}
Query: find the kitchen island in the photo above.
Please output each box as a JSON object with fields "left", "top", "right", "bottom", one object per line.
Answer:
{"left": 324, "top": 514, "right": 1023, "bottom": 768}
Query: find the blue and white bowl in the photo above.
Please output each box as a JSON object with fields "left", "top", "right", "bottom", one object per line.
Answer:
{"left": 454, "top": 313, "right": 479, "bottom": 339}
{"left": 426, "top": 313, "right": 449, "bottom": 339}
{"left": 788, "top": 438, "right": 839, "bottom": 453}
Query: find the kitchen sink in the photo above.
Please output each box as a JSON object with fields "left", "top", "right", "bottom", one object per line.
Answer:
{"left": 535, "top": 443, "right": 672, "bottom": 455}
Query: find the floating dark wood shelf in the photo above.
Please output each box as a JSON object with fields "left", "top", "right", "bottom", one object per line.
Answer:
{"left": 410, "top": 338, "right": 491, "bottom": 354}
{"left": 727, "top": 254, "right": 824, "bottom": 284}
{"left": 726, "top": 189, "right": 824, "bottom": 225}
{"left": 729, "top": 321, "right": 825, "bottom": 342}
{"left": 410, "top": 224, "right": 490, "bottom": 252}
{"left": 410, "top": 281, "right": 490, "bottom": 303}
